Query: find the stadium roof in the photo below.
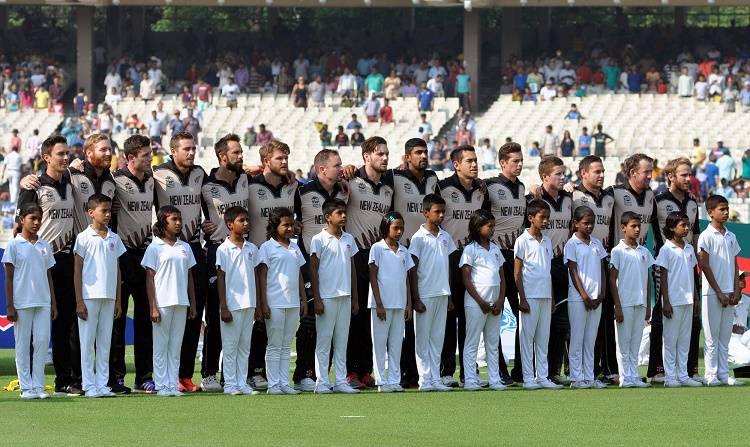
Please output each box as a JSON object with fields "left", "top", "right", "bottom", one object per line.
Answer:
{"left": 2, "top": 0, "right": 745, "bottom": 8}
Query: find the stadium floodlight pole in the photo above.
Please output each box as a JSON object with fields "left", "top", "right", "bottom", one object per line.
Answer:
{"left": 320, "top": 0, "right": 327, "bottom": 4}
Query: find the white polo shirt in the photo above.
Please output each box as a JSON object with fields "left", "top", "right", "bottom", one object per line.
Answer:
{"left": 564, "top": 234, "right": 607, "bottom": 302}
{"left": 310, "top": 229, "right": 358, "bottom": 299}
{"left": 698, "top": 226, "right": 741, "bottom": 296}
{"left": 1, "top": 235, "right": 56, "bottom": 309}
{"left": 460, "top": 241, "right": 504, "bottom": 307}
{"left": 513, "top": 230, "right": 553, "bottom": 299}
{"left": 655, "top": 240, "right": 697, "bottom": 306}
{"left": 408, "top": 225, "right": 457, "bottom": 299}
{"left": 609, "top": 240, "right": 655, "bottom": 307}
{"left": 216, "top": 238, "right": 260, "bottom": 311}
{"left": 368, "top": 240, "right": 414, "bottom": 309}
{"left": 259, "top": 239, "right": 306, "bottom": 308}
{"left": 141, "top": 237, "right": 197, "bottom": 307}
{"left": 73, "top": 226, "right": 126, "bottom": 300}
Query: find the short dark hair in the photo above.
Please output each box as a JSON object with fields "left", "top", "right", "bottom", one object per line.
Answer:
{"left": 322, "top": 198, "right": 347, "bottom": 218}
{"left": 362, "top": 136, "right": 387, "bottom": 156}
{"left": 422, "top": 193, "right": 445, "bottom": 212}
{"left": 573, "top": 205, "right": 595, "bottom": 223}
{"left": 379, "top": 211, "right": 404, "bottom": 240}
{"left": 624, "top": 153, "right": 654, "bottom": 178}
{"left": 620, "top": 211, "right": 641, "bottom": 225}
{"left": 662, "top": 211, "right": 689, "bottom": 240}
{"left": 705, "top": 194, "right": 729, "bottom": 211}
{"left": 526, "top": 199, "right": 550, "bottom": 218}
{"left": 215, "top": 133, "right": 241, "bottom": 158}
{"left": 497, "top": 142, "right": 522, "bottom": 162}
{"left": 405, "top": 138, "right": 427, "bottom": 155}
{"left": 538, "top": 155, "right": 564, "bottom": 178}
{"left": 170, "top": 131, "right": 195, "bottom": 150}
{"left": 450, "top": 145, "right": 475, "bottom": 163}
{"left": 86, "top": 193, "right": 112, "bottom": 211}
{"left": 467, "top": 209, "right": 495, "bottom": 244}
{"left": 578, "top": 155, "right": 603, "bottom": 173}
{"left": 16, "top": 203, "right": 43, "bottom": 222}
{"left": 123, "top": 135, "right": 151, "bottom": 159}
{"left": 224, "top": 206, "right": 248, "bottom": 225}
{"left": 266, "top": 207, "right": 294, "bottom": 240}
{"left": 41, "top": 135, "right": 67, "bottom": 156}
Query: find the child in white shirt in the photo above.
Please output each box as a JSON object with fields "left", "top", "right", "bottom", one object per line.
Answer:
{"left": 565, "top": 206, "right": 607, "bottom": 389}
{"left": 698, "top": 195, "right": 742, "bottom": 386}
{"left": 216, "top": 207, "right": 260, "bottom": 396}
{"left": 369, "top": 212, "right": 413, "bottom": 393}
{"left": 142, "top": 206, "right": 198, "bottom": 397}
{"left": 3, "top": 204, "right": 57, "bottom": 399}
{"left": 258, "top": 208, "right": 306, "bottom": 395}
{"left": 310, "top": 199, "right": 359, "bottom": 394}
{"left": 514, "top": 199, "right": 561, "bottom": 390}
{"left": 408, "top": 194, "right": 457, "bottom": 392}
{"left": 655, "top": 211, "right": 702, "bottom": 387}
{"left": 73, "top": 194, "right": 126, "bottom": 398}
{"left": 460, "top": 210, "right": 506, "bottom": 391}
{"left": 610, "top": 211, "right": 654, "bottom": 388}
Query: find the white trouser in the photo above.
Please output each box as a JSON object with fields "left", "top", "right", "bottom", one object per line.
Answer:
{"left": 568, "top": 301, "right": 602, "bottom": 382}
{"left": 78, "top": 299, "right": 115, "bottom": 392}
{"left": 414, "top": 295, "right": 448, "bottom": 386}
{"left": 663, "top": 304, "right": 692, "bottom": 382}
{"left": 220, "top": 307, "right": 255, "bottom": 391}
{"left": 315, "top": 296, "right": 352, "bottom": 387}
{"left": 265, "top": 307, "right": 298, "bottom": 388}
{"left": 7, "top": 170, "right": 20, "bottom": 204}
{"left": 152, "top": 305, "right": 187, "bottom": 392}
{"left": 14, "top": 306, "right": 50, "bottom": 392}
{"left": 371, "top": 308, "right": 405, "bottom": 386}
{"left": 519, "top": 298, "right": 551, "bottom": 383}
{"left": 464, "top": 304, "right": 501, "bottom": 387}
{"left": 616, "top": 305, "right": 646, "bottom": 384}
{"left": 729, "top": 333, "right": 750, "bottom": 366}
{"left": 703, "top": 293, "right": 734, "bottom": 381}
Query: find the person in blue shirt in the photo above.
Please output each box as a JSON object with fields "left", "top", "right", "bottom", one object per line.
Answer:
{"left": 704, "top": 154, "right": 720, "bottom": 192}
{"left": 513, "top": 68, "right": 527, "bottom": 91}
{"left": 564, "top": 104, "right": 584, "bottom": 121}
{"left": 627, "top": 66, "right": 643, "bottom": 94}
{"left": 418, "top": 82, "right": 434, "bottom": 112}
{"left": 578, "top": 127, "right": 592, "bottom": 156}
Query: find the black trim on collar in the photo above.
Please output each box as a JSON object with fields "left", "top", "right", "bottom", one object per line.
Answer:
{"left": 299, "top": 177, "right": 344, "bottom": 200}
{"left": 206, "top": 168, "right": 246, "bottom": 194}
{"left": 393, "top": 168, "right": 436, "bottom": 195}
{"left": 250, "top": 173, "right": 292, "bottom": 198}
{"left": 39, "top": 171, "right": 71, "bottom": 200}
{"left": 354, "top": 166, "right": 392, "bottom": 194}
{"left": 611, "top": 183, "right": 651, "bottom": 207}
{"left": 655, "top": 190, "right": 696, "bottom": 212}
{"left": 439, "top": 172, "right": 480, "bottom": 201}
{"left": 541, "top": 187, "right": 571, "bottom": 212}
{"left": 575, "top": 184, "right": 610, "bottom": 207}
{"left": 155, "top": 160, "right": 200, "bottom": 186}
{"left": 114, "top": 167, "right": 152, "bottom": 193}
{"left": 487, "top": 173, "right": 524, "bottom": 199}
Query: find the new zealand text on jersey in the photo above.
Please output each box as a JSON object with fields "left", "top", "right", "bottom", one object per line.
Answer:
{"left": 360, "top": 201, "right": 389, "bottom": 214}
{"left": 49, "top": 208, "right": 74, "bottom": 219}
{"left": 499, "top": 206, "right": 524, "bottom": 217}
{"left": 217, "top": 200, "right": 250, "bottom": 215}
{"left": 406, "top": 202, "right": 423, "bottom": 213}
{"left": 260, "top": 205, "right": 293, "bottom": 218}
{"left": 170, "top": 194, "right": 201, "bottom": 206}
{"left": 128, "top": 200, "right": 153, "bottom": 212}
{"left": 452, "top": 209, "right": 475, "bottom": 220}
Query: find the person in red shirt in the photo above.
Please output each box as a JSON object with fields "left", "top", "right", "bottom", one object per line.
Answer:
{"left": 195, "top": 79, "right": 212, "bottom": 111}
{"left": 379, "top": 99, "right": 394, "bottom": 125}
{"left": 576, "top": 62, "right": 592, "bottom": 85}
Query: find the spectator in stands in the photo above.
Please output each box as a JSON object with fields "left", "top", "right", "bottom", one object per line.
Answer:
{"left": 480, "top": 138, "right": 496, "bottom": 170}
{"left": 104, "top": 67, "right": 121, "bottom": 96}
{"left": 723, "top": 79, "right": 738, "bottom": 113}
{"left": 401, "top": 76, "right": 418, "bottom": 97}
{"left": 715, "top": 178, "right": 736, "bottom": 199}
{"left": 678, "top": 67, "right": 694, "bottom": 98}
{"left": 513, "top": 68, "right": 527, "bottom": 92}
{"left": 539, "top": 79, "right": 557, "bottom": 101}
{"left": 560, "top": 130, "right": 575, "bottom": 157}
{"left": 308, "top": 75, "right": 325, "bottom": 107}
{"left": 626, "top": 65, "right": 642, "bottom": 93}
{"left": 221, "top": 77, "right": 240, "bottom": 109}
{"left": 383, "top": 70, "right": 401, "bottom": 100}
{"left": 592, "top": 123, "right": 613, "bottom": 158}
{"left": 379, "top": 98, "right": 394, "bottom": 125}
{"left": 34, "top": 84, "right": 49, "bottom": 110}
{"left": 578, "top": 127, "right": 592, "bottom": 156}
{"left": 704, "top": 154, "right": 720, "bottom": 192}
{"left": 99, "top": 109, "right": 113, "bottom": 136}
{"left": 416, "top": 113, "right": 433, "bottom": 137}
{"left": 292, "top": 77, "right": 308, "bottom": 109}
{"left": 196, "top": 79, "right": 212, "bottom": 111}
{"left": 742, "top": 82, "right": 750, "bottom": 112}
{"left": 694, "top": 74, "right": 708, "bottom": 101}
{"left": 113, "top": 114, "right": 125, "bottom": 134}
{"left": 645, "top": 66, "right": 661, "bottom": 92}
{"left": 234, "top": 63, "right": 249, "bottom": 91}
{"left": 716, "top": 151, "right": 738, "bottom": 181}
{"left": 319, "top": 124, "right": 332, "bottom": 147}
{"left": 294, "top": 54, "right": 310, "bottom": 81}
{"left": 742, "top": 149, "right": 750, "bottom": 181}
{"left": 429, "top": 139, "right": 448, "bottom": 170}
{"left": 74, "top": 88, "right": 88, "bottom": 115}
{"left": 708, "top": 66, "right": 724, "bottom": 100}
{"left": 559, "top": 61, "right": 576, "bottom": 89}
{"left": 139, "top": 72, "right": 155, "bottom": 101}
{"left": 603, "top": 61, "right": 621, "bottom": 92}
{"left": 245, "top": 66, "right": 264, "bottom": 94}
{"left": 183, "top": 109, "right": 201, "bottom": 143}
{"left": 148, "top": 110, "right": 165, "bottom": 145}
{"left": 461, "top": 111, "right": 477, "bottom": 139}
{"left": 126, "top": 114, "right": 145, "bottom": 135}
{"left": 414, "top": 61, "right": 430, "bottom": 86}
{"left": 364, "top": 92, "right": 380, "bottom": 123}
{"left": 690, "top": 138, "right": 706, "bottom": 166}
{"left": 527, "top": 66, "right": 543, "bottom": 95}
{"left": 456, "top": 66, "right": 471, "bottom": 110}
{"left": 257, "top": 124, "right": 274, "bottom": 145}
{"left": 564, "top": 104, "right": 583, "bottom": 121}
{"left": 456, "top": 122, "right": 473, "bottom": 146}
{"left": 347, "top": 114, "right": 362, "bottom": 130}
{"left": 334, "top": 126, "right": 349, "bottom": 147}
{"left": 277, "top": 66, "right": 294, "bottom": 95}
{"left": 168, "top": 110, "right": 184, "bottom": 134}
{"left": 541, "top": 124, "right": 558, "bottom": 157}
{"left": 351, "top": 126, "right": 365, "bottom": 146}
{"left": 337, "top": 67, "right": 357, "bottom": 98}
{"left": 418, "top": 81, "right": 434, "bottom": 112}
{"left": 244, "top": 126, "right": 257, "bottom": 147}
{"left": 365, "top": 66, "right": 384, "bottom": 97}
{"left": 427, "top": 74, "right": 445, "bottom": 97}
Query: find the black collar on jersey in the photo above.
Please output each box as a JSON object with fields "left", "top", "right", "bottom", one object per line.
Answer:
{"left": 489, "top": 173, "right": 524, "bottom": 199}
{"left": 114, "top": 166, "right": 152, "bottom": 193}
{"left": 393, "top": 168, "right": 436, "bottom": 195}
{"left": 300, "top": 177, "right": 344, "bottom": 199}
{"left": 355, "top": 166, "right": 392, "bottom": 194}
{"left": 158, "top": 159, "right": 201, "bottom": 186}
{"left": 72, "top": 160, "right": 114, "bottom": 193}
{"left": 207, "top": 167, "right": 245, "bottom": 194}
{"left": 609, "top": 182, "right": 651, "bottom": 207}
{"left": 251, "top": 173, "right": 293, "bottom": 198}
{"left": 575, "top": 184, "right": 610, "bottom": 206}
{"left": 541, "top": 187, "right": 571, "bottom": 212}
{"left": 440, "top": 172, "right": 481, "bottom": 201}
{"left": 656, "top": 189, "right": 695, "bottom": 212}
{"left": 39, "top": 170, "right": 71, "bottom": 199}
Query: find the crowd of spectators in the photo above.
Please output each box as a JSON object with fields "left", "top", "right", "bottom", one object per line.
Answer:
{"left": 0, "top": 53, "right": 69, "bottom": 113}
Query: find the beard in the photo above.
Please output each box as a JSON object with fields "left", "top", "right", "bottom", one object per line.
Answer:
{"left": 228, "top": 162, "right": 244, "bottom": 174}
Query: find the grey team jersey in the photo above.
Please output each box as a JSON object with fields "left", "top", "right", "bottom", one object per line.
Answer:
{"left": 346, "top": 167, "right": 394, "bottom": 250}
{"left": 607, "top": 183, "right": 655, "bottom": 249}
{"left": 294, "top": 179, "right": 348, "bottom": 255}
{"left": 17, "top": 172, "right": 75, "bottom": 254}
{"left": 391, "top": 168, "right": 439, "bottom": 247}
{"left": 152, "top": 161, "right": 206, "bottom": 243}
{"left": 246, "top": 174, "right": 297, "bottom": 248}
{"left": 201, "top": 169, "right": 250, "bottom": 244}
{"left": 439, "top": 173, "right": 484, "bottom": 250}
{"left": 572, "top": 185, "right": 615, "bottom": 250}
{"left": 69, "top": 162, "right": 117, "bottom": 235}
{"left": 652, "top": 190, "right": 700, "bottom": 253}
{"left": 483, "top": 174, "right": 526, "bottom": 251}
{"left": 537, "top": 188, "right": 572, "bottom": 258}
{"left": 112, "top": 168, "right": 154, "bottom": 250}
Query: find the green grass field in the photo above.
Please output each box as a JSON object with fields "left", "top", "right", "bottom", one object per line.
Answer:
{"left": 0, "top": 348, "right": 747, "bottom": 446}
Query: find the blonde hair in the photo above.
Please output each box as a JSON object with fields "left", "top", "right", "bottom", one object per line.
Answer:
{"left": 83, "top": 133, "right": 111, "bottom": 153}
{"left": 259, "top": 140, "right": 290, "bottom": 163}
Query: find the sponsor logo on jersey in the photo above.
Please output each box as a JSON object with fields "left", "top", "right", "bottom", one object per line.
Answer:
{"left": 165, "top": 177, "right": 176, "bottom": 188}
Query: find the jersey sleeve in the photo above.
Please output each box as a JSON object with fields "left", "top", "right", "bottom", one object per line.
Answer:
{"left": 596, "top": 240, "right": 608, "bottom": 260}
{"left": 697, "top": 232, "right": 711, "bottom": 254}
{"left": 563, "top": 239, "right": 577, "bottom": 264}
{"left": 215, "top": 246, "right": 227, "bottom": 271}
{"left": 654, "top": 247, "right": 670, "bottom": 270}
{"left": 115, "top": 237, "right": 127, "bottom": 258}
{"left": 407, "top": 235, "right": 422, "bottom": 259}
{"left": 368, "top": 244, "right": 380, "bottom": 266}
{"left": 731, "top": 233, "right": 741, "bottom": 257}
{"left": 186, "top": 244, "right": 197, "bottom": 270}
{"left": 294, "top": 244, "right": 306, "bottom": 268}
{"left": 348, "top": 234, "right": 359, "bottom": 258}
{"left": 645, "top": 249, "right": 656, "bottom": 266}
{"left": 141, "top": 245, "right": 159, "bottom": 271}
{"left": 458, "top": 244, "right": 474, "bottom": 268}
{"left": 514, "top": 237, "right": 526, "bottom": 261}
{"left": 609, "top": 248, "right": 621, "bottom": 271}
{"left": 309, "top": 234, "right": 322, "bottom": 257}
{"left": 1, "top": 242, "right": 15, "bottom": 265}
{"left": 73, "top": 234, "right": 86, "bottom": 258}
{"left": 250, "top": 244, "right": 261, "bottom": 268}
{"left": 44, "top": 242, "right": 56, "bottom": 270}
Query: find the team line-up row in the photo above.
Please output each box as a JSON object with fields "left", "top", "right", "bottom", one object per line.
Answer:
{"left": 5, "top": 132, "right": 746, "bottom": 399}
